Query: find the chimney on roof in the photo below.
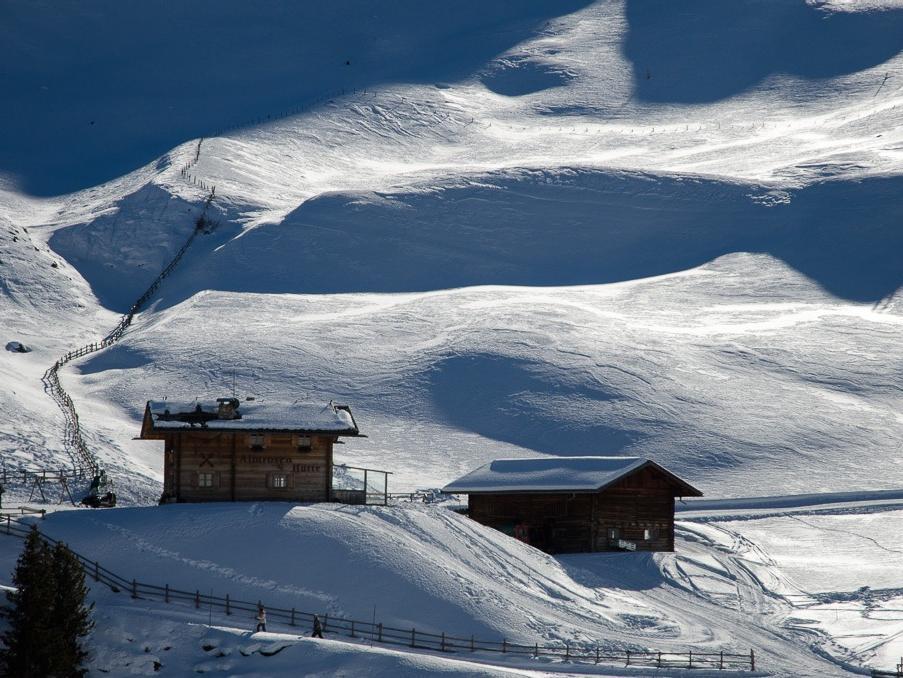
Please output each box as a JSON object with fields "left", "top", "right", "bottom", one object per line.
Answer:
{"left": 216, "top": 397, "right": 241, "bottom": 420}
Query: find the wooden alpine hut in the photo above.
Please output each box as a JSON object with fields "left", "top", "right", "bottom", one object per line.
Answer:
{"left": 140, "top": 397, "right": 388, "bottom": 505}
{"left": 443, "top": 456, "right": 702, "bottom": 554}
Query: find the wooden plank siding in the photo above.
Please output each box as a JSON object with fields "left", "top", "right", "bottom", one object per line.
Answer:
{"left": 161, "top": 431, "right": 336, "bottom": 503}
{"left": 467, "top": 465, "right": 683, "bottom": 554}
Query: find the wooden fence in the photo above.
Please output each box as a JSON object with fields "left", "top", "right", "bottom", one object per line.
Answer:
{"left": 12, "top": 174, "right": 217, "bottom": 489}
{"left": 12, "top": 86, "right": 376, "bottom": 488}
{"left": 0, "top": 467, "right": 92, "bottom": 485}
{"left": 0, "top": 516, "right": 756, "bottom": 672}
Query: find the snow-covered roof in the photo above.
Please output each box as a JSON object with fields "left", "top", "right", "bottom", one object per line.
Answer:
{"left": 442, "top": 456, "right": 701, "bottom": 496}
{"left": 144, "top": 399, "right": 359, "bottom": 434}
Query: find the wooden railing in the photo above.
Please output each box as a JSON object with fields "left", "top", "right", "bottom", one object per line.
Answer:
{"left": 0, "top": 516, "right": 756, "bottom": 672}
{"left": 331, "top": 464, "right": 392, "bottom": 506}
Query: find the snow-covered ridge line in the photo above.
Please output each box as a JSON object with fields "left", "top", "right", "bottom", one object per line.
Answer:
{"left": 0, "top": 515, "right": 758, "bottom": 673}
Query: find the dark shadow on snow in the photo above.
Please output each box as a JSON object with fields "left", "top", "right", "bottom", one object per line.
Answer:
{"left": 623, "top": 0, "right": 903, "bottom": 103}
{"left": 0, "top": 0, "right": 590, "bottom": 196}
{"left": 127, "top": 170, "right": 903, "bottom": 305}
{"left": 49, "top": 183, "right": 241, "bottom": 312}
{"left": 480, "top": 58, "right": 575, "bottom": 96}
{"left": 76, "top": 344, "right": 154, "bottom": 375}
{"left": 426, "top": 354, "right": 641, "bottom": 455}
{"left": 557, "top": 551, "right": 666, "bottom": 593}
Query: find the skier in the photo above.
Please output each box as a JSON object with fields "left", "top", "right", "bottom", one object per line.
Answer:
{"left": 311, "top": 614, "right": 324, "bottom": 639}
{"left": 255, "top": 604, "right": 267, "bottom": 632}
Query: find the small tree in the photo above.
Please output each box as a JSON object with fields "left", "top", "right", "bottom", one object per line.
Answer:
{"left": 48, "top": 542, "right": 94, "bottom": 675}
{"left": 1, "top": 529, "right": 94, "bottom": 677}
{"left": 2, "top": 527, "right": 56, "bottom": 677}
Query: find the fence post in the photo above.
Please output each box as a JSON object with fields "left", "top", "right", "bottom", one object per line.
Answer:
{"left": 688, "top": 650, "right": 693, "bottom": 668}
{"left": 626, "top": 650, "right": 630, "bottom": 666}
{"left": 131, "top": 579, "right": 137, "bottom": 599}
{"left": 324, "top": 614, "right": 328, "bottom": 631}
{"left": 750, "top": 649, "right": 755, "bottom": 671}
{"left": 502, "top": 639, "right": 507, "bottom": 653}
{"left": 720, "top": 650, "right": 724, "bottom": 669}
{"left": 658, "top": 651, "right": 662, "bottom": 668}
{"left": 195, "top": 591, "right": 200, "bottom": 609}
{"left": 290, "top": 608, "right": 295, "bottom": 626}
{"left": 225, "top": 594, "right": 230, "bottom": 615}
{"left": 411, "top": 628, "right": 416, "bottom": 648}
{"left": 378, "top": 623, "right": 382, "bottom": 642}
{"left": 165, "top": 584, "right": 169, "bottom": 604}
{"left": 5, "top": 516, "right": 9, "bottom": 535}
{"left": 536, "top": 643, "right": 540, "bottom": 658}
{"left": 94, "top": 561, "right": 99, "bottom": 582}
{"left": 595, "top": 646, "right": 600, "bottom": 664}
{"left": 441, "top": 632, "right": 445, "bottom": 652}
{"left": 565, "top": 642, "right": 569, "bottom": 661}
{"left": 471, "top": 635, "right": 475, "bottom": 652}
{"left": 351, "top": 620, "right": 356, "bottom": 638}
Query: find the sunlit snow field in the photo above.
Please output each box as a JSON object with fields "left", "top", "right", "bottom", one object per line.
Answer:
{"left": 1, "top": 0, "right": 902, "bottom": 675}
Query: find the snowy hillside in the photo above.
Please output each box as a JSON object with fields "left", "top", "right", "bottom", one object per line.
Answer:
{"left": 20, "top": 502, "right": 888, "bottom": 676}
{"left": 1, "top": 1, "right": 902, "bottom": 674}
{"left": 2, "top": 0, "right": 901, "bottom": 500}
{"left": 0, "top": 500, "right": 895, "bottom": 675}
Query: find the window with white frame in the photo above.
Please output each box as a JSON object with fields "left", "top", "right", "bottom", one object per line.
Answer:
{"left": 296, "top": 435, "right": 311, "bottom": 450}
{"left": 644, "top": 528, "right": 658, "bottom": 541}
{"left": 249, "top": 433, "right": 265, "bottom": 450}
{"left": 198, "top": 472, "right": 214, "bottom": 488}
{"left": 607, "top": 527, "right": 620, "bottom": 541}
{"left": 270, "top": 473, "right": 288, "bottom": 489}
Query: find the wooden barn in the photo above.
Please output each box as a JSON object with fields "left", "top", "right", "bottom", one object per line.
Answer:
{"left": 443, "top": 457, "right": 702, "bottom": 554}
{"left": 140, "top": 397, "right": 387, "bottom": 504}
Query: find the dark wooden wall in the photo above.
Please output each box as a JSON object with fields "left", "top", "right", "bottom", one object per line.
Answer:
{"left": 467, "top": 466, "right": 679, "bottom": 554}
{"left": 161, "top": 431, "right": 334, "bottom": 503}
{"left": 469, "top": 493, "right": 595, "bottom": 554}
{"left": 592, "top": 466, "right": 675, "bottom": 552}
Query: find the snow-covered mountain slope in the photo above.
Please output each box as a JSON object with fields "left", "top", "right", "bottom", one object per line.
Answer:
{"left": 2, "top": 0, "right": 902, "bottom": 501}
{"left": 30, "top": 504, "right": 860, "bottom": 676}
{"left": 1, "top": 3, "right": 902, "bottom": 675}
{"left": 28, "top": 500, "right": 903, "bottom": 676}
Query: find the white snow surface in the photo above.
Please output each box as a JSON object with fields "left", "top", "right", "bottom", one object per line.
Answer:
{"left": 443, "top": 456, "right": 650, "bottom": 493}
{"left": 1, "top": 0, "right": 901, "bottom": 498}
{"left": 1, "top": 1, "right": 902, "bottom": 675}
{"left": 2, "top": 499, "right": 899, "bottom": 676}
{"left": 145, "top": 399, "right": 358, "bottom": 432}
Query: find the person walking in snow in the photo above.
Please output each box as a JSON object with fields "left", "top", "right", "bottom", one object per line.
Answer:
{"left": 311, "top": 614, "right": 324, "bottom": 639}
{"left": 255, "top": 604, "right": 267, "bottom": 632}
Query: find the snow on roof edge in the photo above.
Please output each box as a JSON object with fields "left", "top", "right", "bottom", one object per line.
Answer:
{"left": 143, "top": 399, "right": 360, "bottom": 434}
{"left": 443, "top": 456, "right": 702, "bottom": 496}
